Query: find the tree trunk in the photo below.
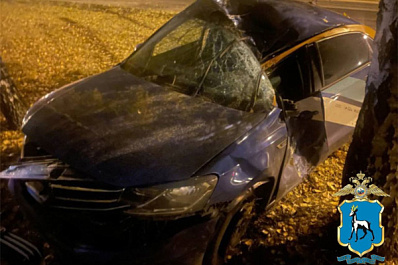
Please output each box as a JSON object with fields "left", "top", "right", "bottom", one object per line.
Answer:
{"left": 0, "top": 57, "right": 27, "bottom": 130}
{"left": 342, "top": 0, "right": 397, "bottom": 259}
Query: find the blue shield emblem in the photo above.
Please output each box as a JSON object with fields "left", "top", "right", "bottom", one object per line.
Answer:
{"left": 338, "top": 200, "right": 384, "bottom": 257}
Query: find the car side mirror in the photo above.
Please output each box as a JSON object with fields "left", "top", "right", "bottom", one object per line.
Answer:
{"left": 283, "top": 99, "right": 297, "bottom": 112}
{"left": 298, "top": 110, "right": 318, "bottom": 120}
{"left": 280, "top": 99, "right": 299, "bottom": 119}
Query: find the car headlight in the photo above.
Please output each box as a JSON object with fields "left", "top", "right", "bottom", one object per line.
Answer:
{"left": 122, "top": 175, "right": 218, "bottom": 216}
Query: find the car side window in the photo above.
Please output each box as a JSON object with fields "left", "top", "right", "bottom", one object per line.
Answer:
{"left": 266, "top": 46, "right": 311, "bottom": 102}
{"left": 317, "top": 33, "right": 372, "bottom": 86}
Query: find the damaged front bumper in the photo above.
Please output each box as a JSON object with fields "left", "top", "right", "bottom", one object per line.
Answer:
{"left": 0, "top": 227, "right": 42, "bottom": 264}
{"left": 2, "top": 160, "right": 220, "bottom": 265}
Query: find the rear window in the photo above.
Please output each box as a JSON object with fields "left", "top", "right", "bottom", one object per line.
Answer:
{"left": 317, "top": 33, "right": 372, "bottom": 86}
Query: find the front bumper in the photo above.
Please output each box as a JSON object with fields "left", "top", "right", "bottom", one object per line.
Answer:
{"left": 9, "top": 179, "right": 219, "bottom": 265}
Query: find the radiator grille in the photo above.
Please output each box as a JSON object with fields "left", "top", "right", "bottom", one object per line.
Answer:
{"left": 18, "top": 153, "right": 130, "bottom": 212}
{"left": 25, "top": 179, "right": 129, "bottom": 212}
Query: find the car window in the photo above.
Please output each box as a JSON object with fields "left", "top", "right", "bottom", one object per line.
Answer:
{"left": 252, "top": 74, "right": 276, "bottom": 112}
{"left": 122, "top": 14, "right": 275, "bottom": 113}
{"left": 152, "top": 19, "right": 204, "bottom": 57}
{"left": 200, "top": 38, "right": 266, "bottom": 111}
{"left": 317, "top": 33, "right": 372, "bottom": 86}
{"left": 266, "top": 46, "right": 311, "bottom": 102}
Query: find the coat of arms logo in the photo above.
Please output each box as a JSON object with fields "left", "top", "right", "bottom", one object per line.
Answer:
{"left": 333, "top": 172, "right": 389, "bottom": 264}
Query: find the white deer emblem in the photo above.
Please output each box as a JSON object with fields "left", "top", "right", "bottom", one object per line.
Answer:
{"left": 348, "top": 205, "right": 374, "bottom": 242}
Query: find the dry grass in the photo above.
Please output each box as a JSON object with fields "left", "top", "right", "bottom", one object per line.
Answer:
{"left": 0, "top": 0, "right": 175, "bottom": 106}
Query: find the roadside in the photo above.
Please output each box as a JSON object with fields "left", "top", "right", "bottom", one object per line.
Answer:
{"left": 49, "top": 0, "right": 377, "bottom": 28}
{"left": 49, "top": 0, "right": 194, "bottom": 11}
{"left": 298, "top": 0, "right": 378, "bottom": 28}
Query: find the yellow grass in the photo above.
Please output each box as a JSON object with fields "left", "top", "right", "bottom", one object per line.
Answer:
{"left": 0, "top": 0, "right": 175, "bottom": 105}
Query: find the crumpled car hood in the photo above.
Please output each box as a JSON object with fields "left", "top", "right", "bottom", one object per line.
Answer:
{"left": 22, "top": 66, "right": 264, "bottom": 187}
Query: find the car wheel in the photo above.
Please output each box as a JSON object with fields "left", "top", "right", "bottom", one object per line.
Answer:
{"left": 222, "top": 200, "right": 255, "bottom": 260}
{"left": 203, "top": 198, "right": 255, "bottom": 265}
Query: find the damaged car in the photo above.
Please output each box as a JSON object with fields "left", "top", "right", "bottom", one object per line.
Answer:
{"left": 0, "top": 0, "right": 375, "bottom": 264}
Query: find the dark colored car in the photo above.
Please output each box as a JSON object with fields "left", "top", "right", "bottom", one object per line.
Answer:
{"left": 1, "top": 0, "right": 374, "bottom": 264}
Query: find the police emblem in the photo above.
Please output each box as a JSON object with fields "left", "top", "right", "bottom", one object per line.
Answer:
{"left": 333, "top": 172, "right": 389, "bottom": 264}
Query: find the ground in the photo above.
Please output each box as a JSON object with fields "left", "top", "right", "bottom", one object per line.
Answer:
{"left": 0, "top": 1, "right": 396, "bottom": 264}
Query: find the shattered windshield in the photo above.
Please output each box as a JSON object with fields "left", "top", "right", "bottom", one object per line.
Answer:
{"left": 122, "top": 8, "right": 274, "bottom": 112}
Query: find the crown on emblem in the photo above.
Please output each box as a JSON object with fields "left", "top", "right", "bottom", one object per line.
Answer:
{"left": 356, "top": 171, "right": 365, "bottom": 180}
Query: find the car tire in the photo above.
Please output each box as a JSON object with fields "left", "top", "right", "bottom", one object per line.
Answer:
{"left": 203, "top": 197, "right": 255, "bottom": 265}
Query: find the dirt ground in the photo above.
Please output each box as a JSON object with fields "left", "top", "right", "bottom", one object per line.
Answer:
{"left": 50, "top": 0, "right": 194, "bottom": 10}
{"left": 0, "top": 1, "right": 395, "bottom": 264}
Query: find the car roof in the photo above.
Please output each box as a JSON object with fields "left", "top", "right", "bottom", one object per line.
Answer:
{"left": 200, "top": 0, "right": 359, "bottom": 60}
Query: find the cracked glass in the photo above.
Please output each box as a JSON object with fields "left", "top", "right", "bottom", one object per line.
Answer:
{"left": 122, "top": 12, "right": 274, "bottom": 113}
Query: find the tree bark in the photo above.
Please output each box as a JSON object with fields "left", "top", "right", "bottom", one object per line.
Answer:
{"left": 342, "top": 0, "right": 397, "bottom": 259}
{"left": 0, "top": 57, "right": 27, "bottom": 130}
